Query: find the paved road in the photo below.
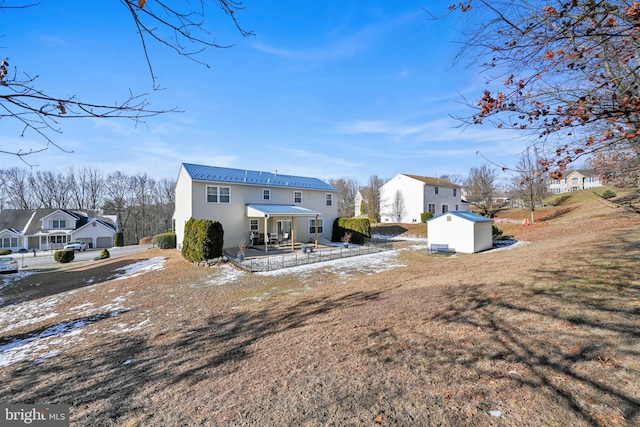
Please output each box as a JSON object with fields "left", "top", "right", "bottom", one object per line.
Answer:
{"left": 17, "top": 245, "right": 153, "bottom": 270}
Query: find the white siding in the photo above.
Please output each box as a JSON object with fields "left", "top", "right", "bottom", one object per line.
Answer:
{"left": 428, "top": 213, "right": 493, "bottom": 254}
{"left": 72, "top": 222, "right": 116, "bottom": 249}
{"left": 380, "top": 175, "right": 423, "bottom": 223}
{"left": 173, "top": 165, "right": 339, "bottom": 250}
{"left": 380, "top": 174, "right": 466, "bottom": 224}
{"left": 173, "top": 166, "right": 195, "bottom": 249}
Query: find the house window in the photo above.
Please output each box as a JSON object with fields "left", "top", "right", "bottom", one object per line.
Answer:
{"left": 435, "top": 186, "right": 439, "bottom": 195}
{"left": 453, "top": 188, "right": 457, "bottom": 197}
{"left": 206, "top": 186, "right": 231, "bottom": 203}
{"left": 309, "top": 218, "right": 324, "bottom": 234}
{"left": 1, "top": 238, "right": 17, "bottom": 248}
{"left": 52, "top": 219, "right": 66, "bottom": 229}
{"left": 263, "top": 189, "right": 271, "bottom": 201}
{"left": 325, "top": 193, "right": 333, "bottom": 207}
{"left": 428, "top": 204, "right": 436, "bottom": 214}
{"left": 294, "top": 191, "right": 302, "bottom": 204}
{"left": 220, "top": 187, "right": 230, "bottom": 203}
{"left": 442, "top": 205, "right": 449, "bottom": 213}
{"left": 455, "top": 205, "right": 459, "bottom": 210}
{"left": 250, "top": 219, "right": 259, "bottom": 231}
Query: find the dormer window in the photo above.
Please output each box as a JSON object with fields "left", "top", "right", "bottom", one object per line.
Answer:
{"left": 52, "top": 219, "right": 66, "bottom": 229}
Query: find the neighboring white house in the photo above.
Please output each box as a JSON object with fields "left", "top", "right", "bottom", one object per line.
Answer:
{"left": 379, "top": 174, "right": 467, "bottom": 224}
{"left": 427, "top": 211, "right": 494, "bottom": 254}
{"left": 548, "top": 169, "right": 602, "bottom": 194}
{"left": 0, "top": 209, "right": 118, "bottom": 251}
{"left": 173, "top": 163, "right": 339, "bottom": 252}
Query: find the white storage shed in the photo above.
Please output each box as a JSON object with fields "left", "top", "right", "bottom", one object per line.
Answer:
{"left": 427, "top": 211, "right": 494, "bottom": 254}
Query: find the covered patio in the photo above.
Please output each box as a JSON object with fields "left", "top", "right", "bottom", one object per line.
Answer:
{"left": 245, "top": 204, "right": 322, "bottom": 254}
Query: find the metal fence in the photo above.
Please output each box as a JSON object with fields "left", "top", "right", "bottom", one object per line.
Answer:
{"left": 229, "top": 241, "right": 394, "bottom": 273}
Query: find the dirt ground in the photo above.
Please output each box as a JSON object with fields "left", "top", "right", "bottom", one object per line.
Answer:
{"left": 0, "top": 192, "right": 639, "bottom": 426}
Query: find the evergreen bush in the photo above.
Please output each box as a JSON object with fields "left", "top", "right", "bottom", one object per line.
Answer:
{"left": 332, "top": 217, "right": 371, "bottom": 244}
{"left": 0, "top": 249, "right": 12, "bottom": 255}
{"left": 600, "top": 189, "right": 617, "bottom": 199}
{"left": 96, "top": 248, "right": 110, "bottom": 260}
{"left": 54, "top": 250, "right": 75, "bottom": 263}
{"left": 421, "top": 212, "right": 433, "bottom": 223}
{"left": 181, "top": 218, "right": 224, "bottom": 263}
{"left": 114, "top": 232, "right": 124, "bottom": 247}
{"left": 154, "top": 232, "right": 176, "bottom": 249}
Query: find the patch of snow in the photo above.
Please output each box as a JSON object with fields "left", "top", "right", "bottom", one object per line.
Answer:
{"left": 0, "top": 309, "right": 129, "bottom": 367}
{"left": 112, "top": 257, "right": 166, "bottom": 280}
{"left": 257, "top": 245, "right": 410, "bottom": 278}
{"left": 372, "top": 233, "right": 428, "bottom": 242}
{"left": 199, "top": 264, "right": 245, "bottom": 287}
{"left": 0, "top": 296, "right": 61, "bottom": 334}
{"left": 486, "top": 240, "right": 531, "bottom": 253}
{"left": 488, "top": 410, "right": 503, "bottom": 418}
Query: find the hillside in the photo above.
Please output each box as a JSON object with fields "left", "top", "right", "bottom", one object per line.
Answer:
{"left": 0, "top": 189, "right": 638, "bottom": 426}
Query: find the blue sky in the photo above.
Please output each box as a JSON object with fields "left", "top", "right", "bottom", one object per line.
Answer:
{"left": 2, "top": 1, "right": 528, "bottom": 184}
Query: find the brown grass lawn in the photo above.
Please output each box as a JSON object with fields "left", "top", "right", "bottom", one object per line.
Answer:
{"left": 0, "top": 191, "right": 639, "bottom": 426}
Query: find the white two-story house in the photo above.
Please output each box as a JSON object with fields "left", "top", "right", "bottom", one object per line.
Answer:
{"left": 173, "top": 163, "right": 339, "bottom": 252}
{"left": 379, "top": 174, "right": 467, "bottom": 224}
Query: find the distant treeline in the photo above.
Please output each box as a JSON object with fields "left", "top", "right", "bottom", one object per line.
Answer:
{"left": 0, "top": 167, "right": 175, "bottom": 246}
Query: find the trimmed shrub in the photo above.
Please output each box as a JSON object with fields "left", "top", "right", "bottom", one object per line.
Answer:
{"left": 181, "top": 218, "right": 224, "bottom": 263}
{"left": 0, "top": 249, "right": 12, "bottom": 255}
{"left": 332, "top": 217, "right": 371, "bottom": 244}
{"left": 54, "top": 250, "right": 75, "bottom": 263}
{"left": 95, "top": 248, "right": 110, "bottom": 260}
{"left": 114, "top": 232, "right": 124, "bottom": 247}
{"left": 421, "top": 212, "right": 433, "bottom": 223}
{"left": 154, "top": 232, "right": 176, "bottom": 249}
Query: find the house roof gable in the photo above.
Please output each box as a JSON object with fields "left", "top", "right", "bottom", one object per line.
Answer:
{"left": 74, "top": 218, "right": 117, "bottom": 233}
{"left": 182, "top": 163, "right": 337, "bottom": 191}
{"left": 401, "top": 174, "right": 460, "bottom": 188}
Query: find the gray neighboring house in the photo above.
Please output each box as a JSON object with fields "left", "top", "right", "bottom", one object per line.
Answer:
{"left": 0, "top": 209, "right": 118, "bottom": 252}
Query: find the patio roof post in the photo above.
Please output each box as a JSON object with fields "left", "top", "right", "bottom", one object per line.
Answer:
{"left": 264, "top": 216, "right": 268, "bottom": 253}
{"left": 315, "top": 214, "right": 319, "bottom": 248}
{"left": 291, "top": 216, "right": 295, "bottom": 251}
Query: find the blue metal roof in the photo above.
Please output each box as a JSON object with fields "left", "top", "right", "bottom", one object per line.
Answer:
{"left": 427, "top": 211, "right": 494, "bottom": 223}
{"left": 182, "top": 163, "right": 337, "bottom": 191}
{"left": 246, "top": 204, "right": 321, "bottom": 217}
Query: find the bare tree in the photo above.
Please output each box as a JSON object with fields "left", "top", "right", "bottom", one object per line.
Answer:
{"left": 511, "top": 148, "right": 550, "bottom": 224}
{"left": 464, "top": 164, "right": 499, "bottom": 216}
{"left": 327, "top": 177, "right": 360, "bottom": 217}
{"left": 438, "top": 174, "right": 465, "bottom": 185}
{"left": 364, "top": 175, "right": 385, "bottom": 224}
{"left": 446, "top": 1, "right": 640, "bottom": 189}
{"left": 1, "top": 1, "right": 251, "bottom": 163}
{"left": 390, "top": 190, "right": 406, "bottom": 223}
{"left": 4, "top": 167, "right": 34, "bottom": 209}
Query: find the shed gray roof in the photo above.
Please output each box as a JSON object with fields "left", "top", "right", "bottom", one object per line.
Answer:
{"left": 428, "top": 211, "right": 493, "bottom": 223}
{"left": 182, "top": 163, "right": 337, "bottom": 191}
